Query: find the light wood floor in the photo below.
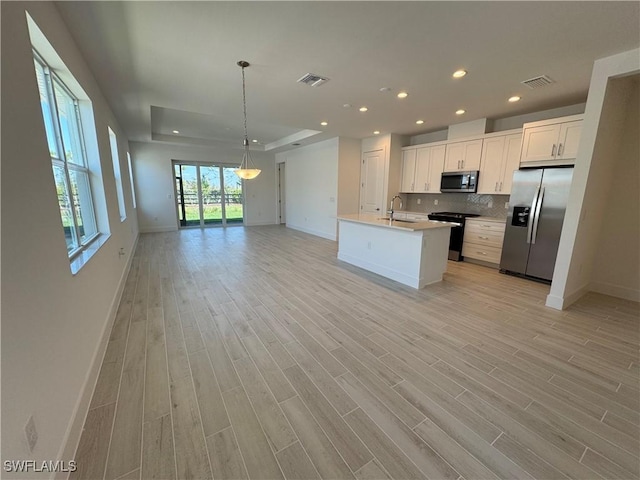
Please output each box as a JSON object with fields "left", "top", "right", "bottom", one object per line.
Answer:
{"left": 72, "top": 225, "right": 639, "bottom": 480}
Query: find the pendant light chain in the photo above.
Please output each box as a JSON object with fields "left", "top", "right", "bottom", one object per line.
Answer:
{"left": 234, "top": 60, "right": 261, "bottom": 179}
{"left": 241, "top": 64, "right": 248, "bottom": 145}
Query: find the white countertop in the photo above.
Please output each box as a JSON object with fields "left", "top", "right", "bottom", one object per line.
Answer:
{"left": 338, "top": 213, "right": 454, "bottom": 232}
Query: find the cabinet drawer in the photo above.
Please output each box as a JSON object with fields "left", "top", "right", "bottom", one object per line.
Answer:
{"left": 405, "top": 213, "right": 430, "bottom": 221}
{"left": 464, "top": 230, "right": 504, "bottom": 247}
{"left": 462, "top": 243, "right": 502, "bottom": 264}
{"left": 466, "top": 220, "right": 505, "bottom": 233}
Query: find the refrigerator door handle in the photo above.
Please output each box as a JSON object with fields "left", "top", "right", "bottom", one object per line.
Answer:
{"left": 527, "top": 187, "right": 540, "bottom": 244}
{"left": 531, "top": 187, "right": 545, "bottom": 244}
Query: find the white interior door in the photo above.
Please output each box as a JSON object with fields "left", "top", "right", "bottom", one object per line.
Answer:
{"left": 360, "top": 148, "right": 385, "bottom": 214}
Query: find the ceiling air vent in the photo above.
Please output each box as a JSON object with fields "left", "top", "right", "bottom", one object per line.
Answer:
{"left": 521, "top": 75, "right": 554, "bottom": 89}
{"left": 297, "top": 73, "right": 330, "bottom": 87}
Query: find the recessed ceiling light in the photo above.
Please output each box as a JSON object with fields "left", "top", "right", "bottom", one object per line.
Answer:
{"left": 343, "top": 103, "right": 352, "bottom": 108}
{"left": 252, "top": 139, "right": 258, "bottom": 143}
{"left": 416, "top": 120, "right": 424, "bottom": 125}
{"left": 508, "top": 95, "right": 521, "bottom": 103}
{"left": 397, "top": 92, "right": 408, "bottom": 99}
{"left": 359, "top": 106, "right": 368, "bottom": 112}
{"left": 373, "top": 130, "right": 380, "bottom": 135}
{"left": 172, "top": 130, "right": 180, "bottom": 134}
{"left": 379, "top": 87, "right": 391, "bottom": 92}
{"left": 320, "top": 121, "right": 328, "bottom": 126}
{"left": 456, "top": 109, "right": 466, "bottom": 115}
{"left": 452, "top": 70, "right": 467, "bottom": 78}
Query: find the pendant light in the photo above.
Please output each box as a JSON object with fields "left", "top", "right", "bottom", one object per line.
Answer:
{"left": 234, "top": 60, "right": 261, "bottom": 180}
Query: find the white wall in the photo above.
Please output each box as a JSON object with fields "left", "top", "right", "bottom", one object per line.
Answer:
{"left": 1, "top": 2, "right": 139, "bottom": 474}
{"left": 337, "top": 137, "right": 362, "bottom": 216}
{"left": 130, "top": 141, "right": 277, "bottom": 232}
{"left": 590, "top": 79, "right": 639, "bottom": 301}
{"left": 547, "top": 48, "right": 640, "bottom": 309}
{"left": 278, "top": 138, "right": 340, "bottom": 240}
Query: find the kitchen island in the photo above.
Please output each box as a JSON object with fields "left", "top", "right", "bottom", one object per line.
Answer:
{"left": 337, "top": 214, "right": 453, "bottom": 288}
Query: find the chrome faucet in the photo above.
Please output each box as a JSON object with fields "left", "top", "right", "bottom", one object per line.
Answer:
{"left": 388, "top": 195, "right": 403, "bottom": 220}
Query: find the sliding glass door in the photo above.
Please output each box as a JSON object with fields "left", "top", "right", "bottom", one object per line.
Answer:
{"left": 174, "top": 162, "right": 243, "bottom": 228}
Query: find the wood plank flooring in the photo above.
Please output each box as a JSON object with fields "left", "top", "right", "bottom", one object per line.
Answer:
{"left": 72, "top": 225, "right": 639, "bottom": 480}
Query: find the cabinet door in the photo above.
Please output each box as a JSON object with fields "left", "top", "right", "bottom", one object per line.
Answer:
{"left": 520, "top": 123, "right": 561, "bottom": 163}
{"left": 557, "top": 121, "right": 582, "bottom": 160}
{"left": 478, "top": 136, "right": 505, "bottom": 194}
{"left": 400, "top": 149, "right": 417, "bottom": 192}
{"left": 444, "top": 142, "right": 465, "bottom": 171}
{"left": 461, "top": 139, "right": 483, "bottom": 170}
{"left": 499, "top": 133, "right": 522, "bottom": 194}
{"left": 414, "top": 147, "right": 430, "bottom": 192}
{"left": 426, "top": 145, "right": 445, "bottom": 193}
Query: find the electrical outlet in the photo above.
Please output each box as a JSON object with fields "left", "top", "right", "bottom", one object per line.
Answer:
{"left": 417, "top": 198, "right": 421, "bottom": 205}
{"left": 434, "top": 199, "right": 439, "bottom": 206}
{"left": 25, "top": 416, "right": 38, "bottom": 453}
{"left": 504, "top": 202, "right": 509, "bottom": 209}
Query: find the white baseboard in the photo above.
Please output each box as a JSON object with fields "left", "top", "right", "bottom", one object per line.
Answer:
{"left": 140, "top": 225, "right": 178, "bottom": 233}
{"left": 55, "top": 234, "right": 139, "bottom": 479}
{"left": 590, "top": 281, "right": 640, "bottom": 302}
{"left": 287, "top": 223, "right": 337, "bottom": 241}
{"left": 546, "top": 283, "right": 589, "bottom": 310}
{"left": 245, "top": 220, "right": 278, "bottom": 226}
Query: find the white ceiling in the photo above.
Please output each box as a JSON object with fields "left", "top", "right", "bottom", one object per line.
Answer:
{"left": 55, "top": 1, "right": 640, "bottom": 153}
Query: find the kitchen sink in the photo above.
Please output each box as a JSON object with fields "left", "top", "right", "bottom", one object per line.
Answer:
{"left": 377, "top": 217, "right": 416, "bottom": 223}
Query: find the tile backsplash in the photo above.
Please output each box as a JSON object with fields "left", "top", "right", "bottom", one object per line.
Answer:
{"left": 403, "top": 193, "right": 510, "bottom": 219}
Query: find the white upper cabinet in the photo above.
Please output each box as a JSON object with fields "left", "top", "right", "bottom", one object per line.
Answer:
{"left": 520, "top": 115, "right": 583, "bottom": 166}
{"left": 415, "top": 144, "right": 445, "bottom": 193}
{"left": 400, "top": 148, "right": 417, "bottom": 192}
{"left": 478, "top": 132, "right": 522, "bottom": 195}
{"left": 444, "top": 139, "right": 483, "bottom": 172}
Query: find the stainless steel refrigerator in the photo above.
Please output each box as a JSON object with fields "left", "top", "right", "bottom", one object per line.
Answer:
{"left": 500, "top": 167, "right": 573, "bottom": 282}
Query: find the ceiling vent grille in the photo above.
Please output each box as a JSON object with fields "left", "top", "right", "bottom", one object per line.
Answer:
{"left": 297, "top": 73, "right": 330, "bottom": 87}
{"left": 521, "top": 75, "right": 554, "bottom": 89}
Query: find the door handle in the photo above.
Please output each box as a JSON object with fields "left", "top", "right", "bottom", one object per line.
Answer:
{"left": 531, "top": 187, "right": 545, "bottom": 244}
{"left": 558, "top": 143, "right": 564, "bottom": 157}
{"left": 527, "top": 187, "right": 540, "bottom": 244}
{"left": 551, "top": 144, "right": 557, "bottom": 157}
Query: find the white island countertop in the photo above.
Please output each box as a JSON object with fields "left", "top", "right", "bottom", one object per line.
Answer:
{"left": 338, "top": 213, "right": 455, "bottom": 231}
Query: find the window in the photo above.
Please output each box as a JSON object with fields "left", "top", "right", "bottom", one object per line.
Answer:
{"left": 34, "top": 52, "right": 98, "bottom": 256}
{"left": 127, "top": 152, "right": 137, "bottom": 209}
{"left": 108, "top": 127, "right": 126, "bottom": 220}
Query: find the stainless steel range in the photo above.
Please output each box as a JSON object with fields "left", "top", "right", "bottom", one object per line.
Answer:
{"left": 427, "top": 212, "right": 480, "bottom": 261}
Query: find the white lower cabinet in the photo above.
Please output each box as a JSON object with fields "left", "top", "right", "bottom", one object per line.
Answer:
{"left": 462, "top": 218, "right": 506, "bottom": 266}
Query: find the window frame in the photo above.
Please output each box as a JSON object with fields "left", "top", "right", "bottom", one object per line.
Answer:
{"left": 34, "top": 49, "right": 100, "bottom": 259}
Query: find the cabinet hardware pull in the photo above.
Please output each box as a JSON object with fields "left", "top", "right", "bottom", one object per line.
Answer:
{"left": 477, "top": 251, "right": 487, "bottom": 255}
{"left": 494, "top": 182, "right": 498, "bottom": 192}
{"left": 479, "top": 236, "right": 489, "bottom": 239}
{"left": 499, "top": 181, "right": 503, "bottom": 191}
{"left": 425, "top": 183, "right": 428, "bottom": 191}
{"left": 551, "top": 144, "right": 556, "bottom": 157}
{"left": 558, "top": 143, "right": 564, "bottom": 156}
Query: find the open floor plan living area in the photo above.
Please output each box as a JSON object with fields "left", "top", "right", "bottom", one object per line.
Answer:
{"left": 2, "top": 2, "right": 639, "bottom": 479}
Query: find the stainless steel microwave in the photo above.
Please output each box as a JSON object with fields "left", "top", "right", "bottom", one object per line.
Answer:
{"left": 440, "top": 171, "right": 479, "bottom": 193}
